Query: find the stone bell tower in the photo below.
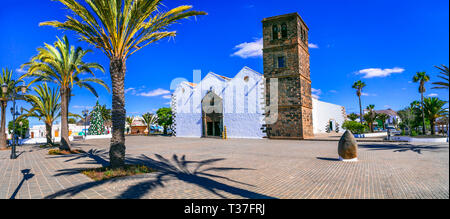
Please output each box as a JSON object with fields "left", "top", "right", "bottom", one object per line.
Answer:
{"left": 262, "top": 13, "right": 314, "bottom": 139}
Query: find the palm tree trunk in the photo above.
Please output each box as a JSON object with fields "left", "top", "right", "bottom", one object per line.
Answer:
{"left": 109, "top": 58, "right": 126, "bottom": 168}
{"left": 0, "top": 101, "right": 7, "bottom": 149}
{"left": 421, "top": 93, "right": 426, "bottom": 135}
{"left": 45, "top": 122, "right": 52, "bottom": 145}
{"left": 59, "top": 87, "right": 71, "bottom": 151}
{"left": 430, "top": 120, "right": 435, "bottom": 135}
{"left": 358, "top": 94, "right": 363, "bottom": 125}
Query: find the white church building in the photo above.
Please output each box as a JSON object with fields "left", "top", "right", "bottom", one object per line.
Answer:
{"left": 172, "top": 67, "right": 346, "bottom": 139}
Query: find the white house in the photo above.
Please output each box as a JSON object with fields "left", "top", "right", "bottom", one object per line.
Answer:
{"left": 172, "top": 67, "right": 346, "bottom": 139}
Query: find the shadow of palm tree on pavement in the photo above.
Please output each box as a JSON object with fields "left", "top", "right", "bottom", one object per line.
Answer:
{"left": 46, "top": 151, "right": 275, "bottom": 199}
{"left": 359, "top": 143, "right": 447, "bottom": 154}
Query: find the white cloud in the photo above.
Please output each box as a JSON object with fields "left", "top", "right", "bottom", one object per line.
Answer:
{"left": 357, "top": 67, "right": 405, "bottom": 78}
{"left": 329, "top": 90, "right": 338, "bottom": 93}
{"left": 125, "top": 88, "right": 136, "bottom": 94}
{"left": 312, "top": 88, "right": 322, "bottom": 99}
{"left": 162, "top": 95, "right": 172, "bottom": 99}
{"left": 361, "top": 92, "right": 377, "bottom": 97}
{"left": 231, "top": 38, "right": 263, "bottom": 59}
{"left": 16, "top": 68, "right": 27, "bottom": 74}
{"left": 384, "top": 105, "right": 391, "bottom": 108}
{"left": 308, "top": 43, "right": 319, "bottom": 49}
{"left": 138, "top": 88, "right": 170, "bottom": 97}
{"left": 428, "top": 93, "right": 439, "bottom": 97}
{"left": 72, "top": 105, "right": 93, "bottom": 109}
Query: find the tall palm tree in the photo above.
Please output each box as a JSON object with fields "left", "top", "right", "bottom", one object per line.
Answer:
{"left": 21, "top": 36, "right": 109, "bottom": 151}
{"left": 0, "top": 68, "right": 24, "bottom": 149}
{"left": 21, "top": 83, "right": 61, "bottom": 145}
{"left": 432, "top": 65, "right": 449, "bottom": 90}
{"left": 40, "top": 0, "right": 206, "bottom": 167}
{"left": 352, "top": 80, "right": 366, "bottom": 124}
{"left": 423, "top": 97, "right": 447, "bottom": 135}
{"left": 413, "top": 71, "right": 430, "bottom": 135}
{"left": 142, "top": 113, "right": 158, "bottom": 135}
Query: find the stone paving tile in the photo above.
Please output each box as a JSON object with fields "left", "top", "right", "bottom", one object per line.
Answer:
{"left": 0, "top": 136, "right": 448, "bottom": 199}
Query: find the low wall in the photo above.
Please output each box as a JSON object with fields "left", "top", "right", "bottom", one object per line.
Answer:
{"left": 354, "top": 132, "right": 388, "bottom": 138}
{"left": 391, "top": 136, "right": 448, "bottom": 143}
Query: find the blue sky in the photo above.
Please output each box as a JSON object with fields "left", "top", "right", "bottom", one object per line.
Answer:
{"left": 0, "top": 0, "right": 448, "bottom": 127}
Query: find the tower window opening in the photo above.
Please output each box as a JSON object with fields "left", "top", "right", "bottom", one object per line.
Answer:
{"left": 272, "top": 25, "right": 279, "bottom": 40}
{"left": 281, "top": 23, "right": 288, "bottom": 38}
{"left": 278, "top": 56, "right": 286, "bottom": 68}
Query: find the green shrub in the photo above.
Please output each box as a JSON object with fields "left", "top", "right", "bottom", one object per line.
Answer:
{"left": 410, "top": 130, "right": 418, "bottom": 137}
{"left": 342, "top": 121, "right": 366, "bottom": 134}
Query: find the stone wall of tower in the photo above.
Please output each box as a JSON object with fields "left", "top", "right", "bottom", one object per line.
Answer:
{"left": 262, "top": 13, "right": 314, "bottom": 139}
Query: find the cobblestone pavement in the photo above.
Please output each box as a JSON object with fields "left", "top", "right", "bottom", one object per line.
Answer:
{"left": 0, "top": 136, "right": 448, "bottom": 199}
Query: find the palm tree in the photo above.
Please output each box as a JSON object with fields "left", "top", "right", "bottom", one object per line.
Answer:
{"left": 347, "top": 113, "right": 359, "bottom": 121}
{"left": 432, "top": 65, "right": 449, "bottom": 90}
{"left": 0, "top": 68, "right": 24, "bottom": 149}
{"left": 21, "top": 36, "right": 109, "bottom": 151}
{"left": 142, "top": 113, "right": 158, "bottom": 135}
{"left": 352, "top": 80, "right": 366, "bottom": 124}
{"left": 423, "top": 97, "right": 448, "bottom": 135}
{"left": 126, "top": 116, "right": 134, "bottom": 134}
{"left": 412, "top": 71, "right": 430, "bottom": 135}
{"left": 364, "top": 105, "right": 377, "bottom": 132}
{"left": 21, "top": 83, "right": 61, "bottom": 145}
{"left": 40, "top": 0, "right": 207, "bottom": 168}
{"left": 377, "top": 113, "right": 390, "bottom": 130}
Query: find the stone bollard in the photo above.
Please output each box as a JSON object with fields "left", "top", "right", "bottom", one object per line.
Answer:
{"left": 338, "top": 130, "right": 358, "bottom": 162}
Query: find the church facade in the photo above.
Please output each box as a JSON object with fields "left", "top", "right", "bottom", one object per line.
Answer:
{"left": 172, "top": 13, "right": 347, "bottom": 139}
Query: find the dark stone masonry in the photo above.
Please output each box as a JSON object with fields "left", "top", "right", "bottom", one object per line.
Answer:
{"left": 263, "top": 13, "right": 313, "bottom": 139}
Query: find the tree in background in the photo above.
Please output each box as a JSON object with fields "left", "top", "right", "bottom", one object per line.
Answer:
{"left": 142, "top": 113, "right": 158, "bottom": 135}
{"left": 68, "top": 118, "right": 77, "bottom": 124}
{"left": 364, "top": 105, "right": 377, "bottom": 132}
{"left": 398, "top": 106, "right": 415, "bottom": 135}
{"left": 423, "top": 97, "right": 448, "bottom": 135}
{"left": 156, "top": 108, "right": 173, "bottom": 135}
{"left": 352, "top": 80, "right": 366, "bottom": 124}
{"left": 126, "top": 116, "right": 134, "bottom": 134}
{"left": 412, "top": 71, "right": 430, "bottom": 135}
{"left": 8, "top": 118, "right": 29, "bottom": 139}
{"left": 377, "top": 113, "right": 390, "bottom": 130}
{"left": 22, "top": 83, "right": 61, "bottom": 144}
{"left": 88, "top": 101, "right": 105, "bottom": 135}
{"left": 40, "top": 0, "right": 207, "bottom": 168}
{"left": 347, "top": 113, "right": 359, "bottom": 121}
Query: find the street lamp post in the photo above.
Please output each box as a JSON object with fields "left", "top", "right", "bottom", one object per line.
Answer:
{"left": 2, "top": 81, "right": 27, "bottom": 160}
{"left": 82, "top": 109, "right": 89, "bottom": 141}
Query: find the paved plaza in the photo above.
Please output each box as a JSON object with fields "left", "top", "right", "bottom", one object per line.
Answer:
{"left": 0, "top": 136, "right": 448, "bottom": 199}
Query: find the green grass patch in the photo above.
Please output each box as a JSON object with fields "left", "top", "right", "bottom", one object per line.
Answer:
{"left": 81, "top": 165, "right": 157, "bottom": 181}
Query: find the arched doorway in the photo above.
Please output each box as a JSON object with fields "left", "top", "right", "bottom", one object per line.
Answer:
{"left": 202, "top": 91, "right": 223, "bottom": 138}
